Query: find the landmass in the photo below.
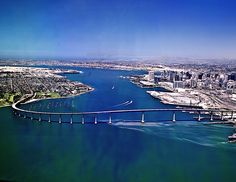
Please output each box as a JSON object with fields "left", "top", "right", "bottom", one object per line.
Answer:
{"left": 123, "top": 63, "right": 236, "bottom": 110}
{"left": 0, "top": 66, "right": 93, "bottom": 107}
{"left": 1, "top": 59, "right": 236, "bottom": 113}
{"left": 123, "top": 64, "right": 236, "bottom": 125}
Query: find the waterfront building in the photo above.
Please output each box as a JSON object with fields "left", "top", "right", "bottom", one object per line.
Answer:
{"left": 169, "top": 71, "right": 176, "bottom": 82}
{"left": 228, "top": 73, "right": 236, "bottom": 81}
{"left": 148, "top": 71, "right": 155, "bottom": 82}
{"left": 173, "top": 81, "right": 184, "bottom": 89}
{"left": 185, "top": 72, "right": 192, "bottom": 79}
{"left": 190, "top": 79, "right": 197, "bottom": 88}
{"left": 227, "top": 80, "right": 236, "bottom": 93}
{"left": 154, "top": 77, "right": 159, "bottom": 84}
{"left": 198, "top": 73, "right": 203, "bottom": 80}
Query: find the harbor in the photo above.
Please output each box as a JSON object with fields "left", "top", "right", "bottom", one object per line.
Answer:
{"left": 1, "top": 66, "right": 236, "bottom": 182}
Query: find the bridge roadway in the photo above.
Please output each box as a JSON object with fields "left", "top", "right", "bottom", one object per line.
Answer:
{"left": 12, "top": 95, "right": 236, "bottom": 124}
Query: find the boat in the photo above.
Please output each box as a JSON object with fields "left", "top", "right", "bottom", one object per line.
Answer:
{"left": 228, "top": 133, "right": 236, "bottom": 142}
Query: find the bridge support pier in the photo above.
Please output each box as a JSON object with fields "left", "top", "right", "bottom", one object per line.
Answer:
{"left": 59, "top": 114, "right": 62, "bottom": 124}
{"left": 70, "top": 115, "right": 73, "bottom": 124}
{"left": 210, "top": 112, "right": 213, "bottom": 121}
{"left": 221, "top": 112, "right": 224, "bottom": 120}
{"left": 81, "top": 116, "right": 85, "bottom": 124}
{"left": 109, "top": 115, "right": 112, "bottom": 124}
{"left": 141, "top": 112, "right": 145, "bottom": 123}
{"left": 198, "top": 111, "right": 201, "bottom": 121}
{"left": 48, "top": 114, "right": 51, "bottom": 123}
{"left": 94, "top": 115, "right": 97, "bottom": 124}
{"left": 172, "top": 112, "right": 176, "bottom": 122}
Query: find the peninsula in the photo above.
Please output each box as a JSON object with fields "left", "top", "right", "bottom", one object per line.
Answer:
{"left": 0, "top": 66, "right": 93, "bottom": 107}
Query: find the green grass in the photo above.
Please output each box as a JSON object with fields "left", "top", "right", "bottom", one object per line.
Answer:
{"left": 0, "top": 92, "right": 22, "bottom": 107}
{"left": 9, "top": 95, "right": 14, "bottom": 103}
{"left": 36, "top": 92, "right": 60, "bottom": 99}
{"left": 47, "top": 92, "right": 60, "bottom": 98}
{"left": 0, "top": 99, "right": 10, "bottom": 107}
{"left": 0, "top": 91, "right": 61, "bottom": 107}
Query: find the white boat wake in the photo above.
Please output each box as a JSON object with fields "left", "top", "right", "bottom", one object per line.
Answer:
{"left": 111, "top": 121, "right": 235, "bottom": 149}
{"left": 112, "top": 100, "right": 133, "bottom": 107}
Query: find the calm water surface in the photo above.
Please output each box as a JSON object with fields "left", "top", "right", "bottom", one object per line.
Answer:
{"left": 0, "top": 67, "right": 235, "bottom": 182}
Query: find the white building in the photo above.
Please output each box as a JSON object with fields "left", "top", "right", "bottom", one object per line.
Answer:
{"left": 148, "top": 71, "right": 155, "bottom": 82}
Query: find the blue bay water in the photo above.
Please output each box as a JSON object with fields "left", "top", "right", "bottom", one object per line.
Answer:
{"left": 0, "top": 67, "right": 236, "bottom": 182}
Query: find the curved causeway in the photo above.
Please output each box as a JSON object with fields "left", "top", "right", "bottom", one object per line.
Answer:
{"left": 12, "top": 94, "right": 236, "bottom": 124}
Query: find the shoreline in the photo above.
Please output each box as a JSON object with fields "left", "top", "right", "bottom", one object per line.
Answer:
{"left": 147, "top": 90, "right": 202, "bottom": 108}
{"left": 0, "top": 88, "right": 95, "bottom": 109}
{"left": 0, "top": 65, "right": 95, "bottom": 109}
{"left": 23, "top": 88, "right": 95, "bottom": 105}
{"left": 147, "top": 90, "right": 236, "bottom": 122}
{"left": 0, "top": 104, "right": 11, "bottom": 108}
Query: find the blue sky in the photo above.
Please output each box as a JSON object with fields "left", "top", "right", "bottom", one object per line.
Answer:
{"left": 0, "top": 0, "right": 236, "bottom": 59}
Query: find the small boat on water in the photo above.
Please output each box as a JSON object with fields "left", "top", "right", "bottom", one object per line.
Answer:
{"left": 228, "top": 133, "right": 236, "bottom": 142}
{"left": 112, "top": 85, "right": 115, "bottom": 89}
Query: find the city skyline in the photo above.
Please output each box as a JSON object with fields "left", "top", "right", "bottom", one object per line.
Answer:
{"left": 0, "top": 0, "right": 236, "bottom": 59}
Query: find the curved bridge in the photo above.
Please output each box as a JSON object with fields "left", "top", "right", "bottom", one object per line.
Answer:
{"left": 12, "top": 95, "right": 236, "bottom": 124}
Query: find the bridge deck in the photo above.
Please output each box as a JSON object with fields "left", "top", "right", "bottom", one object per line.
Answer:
{"left": 11, "top": 95, "right": 236, "bottom": 123}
